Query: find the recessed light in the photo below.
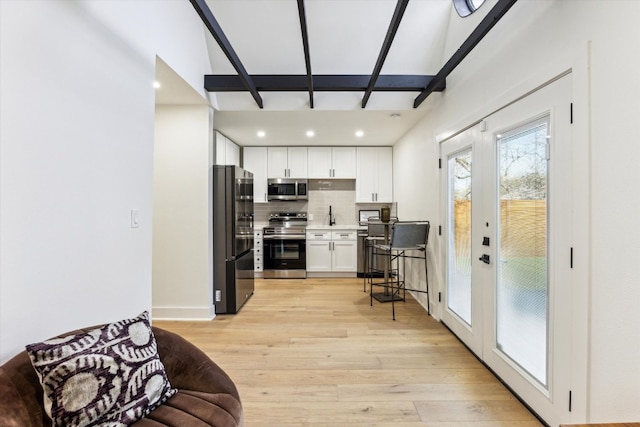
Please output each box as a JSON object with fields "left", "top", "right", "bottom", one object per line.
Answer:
{"left": 306, "top": 130, "right": 315, "bottom": 138}
{"left": 153, "top": 81, "right": 161, "bottom": 89}
{"left": 355, "top": 130, "right": 364, "bottom": 138}
{"left": 257, "top": 130, "right": 266, "bottom": 138}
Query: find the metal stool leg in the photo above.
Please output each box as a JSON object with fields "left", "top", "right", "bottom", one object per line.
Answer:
{"left": 363, "top": 239, "right": 368, "bottom": 292}
{"left": 424, "top": 248, "right": 429, "bottom": 315}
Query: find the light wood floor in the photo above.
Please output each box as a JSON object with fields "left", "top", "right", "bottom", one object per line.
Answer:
{"left": 155, "top": 278, "right": 544, "bottom": 427}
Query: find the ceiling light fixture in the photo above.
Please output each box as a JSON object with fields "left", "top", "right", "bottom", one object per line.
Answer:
{"left": 355, "top": 130, "right": 364, "bottom": 138}
{"left": 153, "top": 81, "right": 161, "bottom": 89}
{"left": 306, "top": 130, "right": 315, "bottom": 138}
{"left": 257, "top": 130, "right": 266, "bottom": 138}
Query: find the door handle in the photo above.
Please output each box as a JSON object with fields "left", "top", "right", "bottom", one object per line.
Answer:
{"left": 479, "top": 254, "right": 490, "bottom": 264}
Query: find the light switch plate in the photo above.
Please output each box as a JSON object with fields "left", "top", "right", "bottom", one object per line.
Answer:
{"left": 131, "top": 209, "right": 140, "bottom": 228}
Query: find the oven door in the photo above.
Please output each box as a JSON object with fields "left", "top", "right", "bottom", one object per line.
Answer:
{"left": 263, "top": 236, "right": 306, "bottom": 278}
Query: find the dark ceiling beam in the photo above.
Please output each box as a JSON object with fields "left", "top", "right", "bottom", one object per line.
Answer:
{"left": 362, "top": 0, "right": 410, "bottom": 108}
{"left": 297, "top": 0, "right": 314, "bottom": 108}
{"left": 413, "top": 0, "right": 519, "bottom": 108}
{"left": 189, "top": 0, "right": 263, "bottom": 108}
{"left": 205, "top": 74, "right": 443, "bottom": 92}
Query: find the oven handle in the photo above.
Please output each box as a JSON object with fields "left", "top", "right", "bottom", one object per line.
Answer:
{"left": 263, "top": 235, "right": 306, "bottom": 240}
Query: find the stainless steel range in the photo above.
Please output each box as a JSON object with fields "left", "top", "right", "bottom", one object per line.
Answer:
{"left": 263, "top": 212, "right": 307, "bottom": 279}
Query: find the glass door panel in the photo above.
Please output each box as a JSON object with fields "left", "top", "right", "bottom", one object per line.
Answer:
{"left": 496, "top": 117, "right": 550, "bottom": 386}
{"left": 441, "top": 125, "right": 483, "bottom": 357}
{"left": 447, "top": 149, "right": 473, "bottom": 325}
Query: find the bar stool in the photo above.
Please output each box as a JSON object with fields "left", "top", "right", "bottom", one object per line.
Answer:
{"left": 363, "top": 217, "right": 396, "bottom": 292}
{"left": 370, "top": 221, "right": 430, "bottom": 320}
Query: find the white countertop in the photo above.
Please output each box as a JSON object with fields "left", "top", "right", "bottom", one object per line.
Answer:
{"left": 306, "top": 224, "right": 362, "bottom": 230}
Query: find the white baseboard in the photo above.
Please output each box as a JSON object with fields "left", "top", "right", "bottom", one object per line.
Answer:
{"left": 305, "top": 272, "right": 357, "bottom": 278}
{"left": 152, "top": 305, "right": 216, "bottom": 321}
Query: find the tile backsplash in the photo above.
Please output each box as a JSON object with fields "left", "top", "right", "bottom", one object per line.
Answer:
{"left": 253, "top": 179, "right": 396, "bottom": 227}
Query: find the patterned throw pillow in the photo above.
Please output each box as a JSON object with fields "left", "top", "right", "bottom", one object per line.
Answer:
{"left": 26, "top": 311, "right": 177, "bottom": 427}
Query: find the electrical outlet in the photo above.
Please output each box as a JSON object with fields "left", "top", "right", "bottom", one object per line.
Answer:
{"left": 308, "top": 213, "right": 314, "bottom": 220}
{"left": 215, "top": 290, "right": 221, "bottom": 302}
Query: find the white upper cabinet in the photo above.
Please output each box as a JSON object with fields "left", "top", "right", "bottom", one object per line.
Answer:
{"left": 243, "top": 147, "right": 268, "bottom": 203}
{"left": 307, "top": 147, "right": 356, "bottom": 179}
{"left": 214, "top": 131, "right": 240, "bottom": 167}
{"left": 225, "top": 138, "right": 240, "bottom": 167}
{"left": 267, "top": 147, "right": 308, "bottom": 178}
{"left": 356, "top": 147, "right": 393, "bottom": 203}
{"left": 215, "top": 132, "right": 226, "bottom": 165}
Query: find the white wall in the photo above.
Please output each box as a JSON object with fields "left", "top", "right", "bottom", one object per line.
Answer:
{"left": 153, "top": 105, "right": 214, "bottom": 319}
{"left": 393, "top": 120, "right": 441, "bottom": 313}
{"left": 0, "top": 0, "right": 212, "bottom": 362}
{"left": 393, "top": 0, "right": 640, "bottom": 423}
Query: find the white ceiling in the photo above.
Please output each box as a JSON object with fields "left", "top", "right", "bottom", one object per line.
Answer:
{"left": 156, "top": 0, "right": 494, "bottom": 147}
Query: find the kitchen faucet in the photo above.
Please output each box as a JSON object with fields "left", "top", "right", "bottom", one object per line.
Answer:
{"left": 329, "top": 205, "right": 336, "bottom": 226}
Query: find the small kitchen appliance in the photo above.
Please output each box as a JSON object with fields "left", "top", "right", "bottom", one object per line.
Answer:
{"left": 267, "top": 178, "right": 308, "bottom": 201}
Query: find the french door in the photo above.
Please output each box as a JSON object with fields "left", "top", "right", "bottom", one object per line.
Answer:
{"left": 441, "top": 125, "right": 485, "bottom": 356}
{"left": 441, "top": 74, "right": 573, "bottom": 426}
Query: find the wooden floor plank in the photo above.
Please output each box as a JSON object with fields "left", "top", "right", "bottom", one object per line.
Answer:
{"left": 154, "top": 278, "right": 543, "bottom": 426}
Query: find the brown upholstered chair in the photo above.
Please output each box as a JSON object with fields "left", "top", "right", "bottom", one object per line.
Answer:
{"left": 0, "top": 326, "right": 243, "bottom": 427}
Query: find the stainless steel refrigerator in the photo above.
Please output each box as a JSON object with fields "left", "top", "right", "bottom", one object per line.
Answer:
{"left": 213, "top": 165, "right": 254, "bottom": 314}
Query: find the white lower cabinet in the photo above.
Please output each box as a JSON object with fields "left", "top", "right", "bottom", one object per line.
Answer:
{"left": 332, "top": 238, "right": 357, "bottom": 272}
{"left": 306, "top": 237, "right": 333, "bottom": 272}
{"left": 306, "top": 229, "right": 357, "bottom": 275}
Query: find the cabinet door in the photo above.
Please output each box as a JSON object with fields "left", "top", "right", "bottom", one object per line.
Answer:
{"left": 375, "top": 146, "right": 393, "bottom": 202}
{"left": 332, "top": 147, "right": 356, "bottom": 179}
{"left": 215, "top": 131, "right": 226, "bottom": 165}
{"left": 356, "top": 147, "right": 378, "bottom": 202}
{"left": 287, "top": 147, "right": 308, "bottom": 178}
{"left": 306, "top": 240, "right": 332, "bottom": 272}
{"left": 226, "top": 138, "right": 240, "bottom": 167}
{"left": 267, "top": 147, "right": 288, "bottom": 178}
{"left": 307, "top": 147, "right": 332, "bottom": 178}
{"left": 332, "top": 240, "right": 357, "bottom": 272}
{"left": 243, "top": 147, "right": 268, "bottom": 203}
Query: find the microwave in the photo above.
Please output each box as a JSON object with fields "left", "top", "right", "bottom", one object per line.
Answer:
{"left": 267, "top": 178, "right": 308, "bottom": 201}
